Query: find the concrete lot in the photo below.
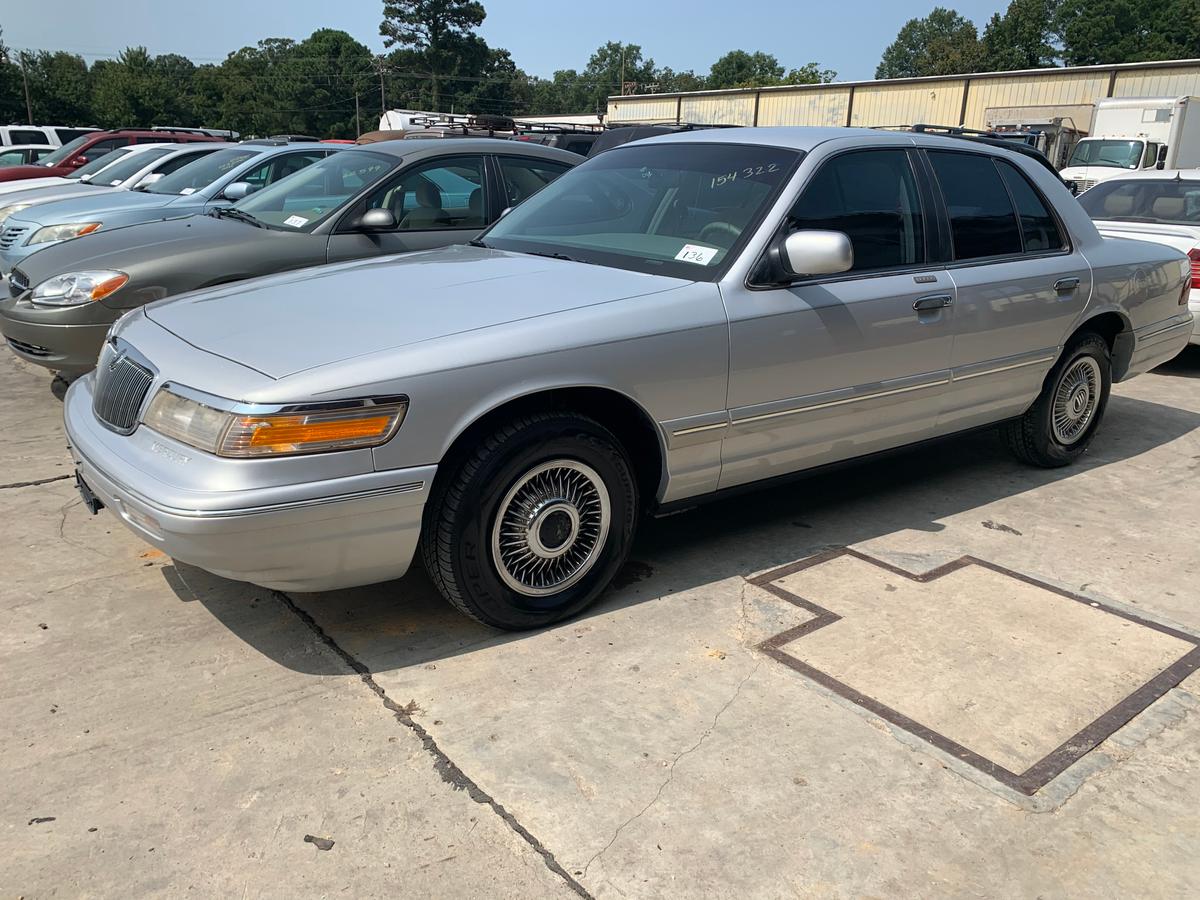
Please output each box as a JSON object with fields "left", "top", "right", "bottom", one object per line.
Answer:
{"left": 3, "top": 346, "right": 1199, "bottom": 898}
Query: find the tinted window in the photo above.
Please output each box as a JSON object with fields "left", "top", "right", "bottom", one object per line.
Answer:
{"left": 54, "top": 128, "right": 92, "bottom": 144}
{"left": 996, "top": 161, "right": 1064, "bottom": 252}
{"left": 928, "top": 151, "right": 1021, "bottom": 260}
{"left": 0, "top": 150, "right": 25, "bottom": 166}
{"left": 78, "top": 138, "right": 125, "bottom": 163}
{"left": 38, "top": 135, "right": 92, "bottom": 167}
{"left": 11, "top": 129, "right": 45, "bottom": 145}
{"left": 788, "top": 149, "right": 925, "bottom": 271}
{"left": 1078, "top": 178, "right": 1200, "bottom": 225}
{"left": 70, "top": 148, "right": 132, "bottom": 180}
{"left": 484, "top": 143, "right": 800, "bottom": 281}
{"left": 498, "top": 157, "right": 572, "bottom": 209}
{"left": 153, "top": 148, "right": 221, "bottom": 176}
{"left": 366, "top": 157, "right": 485, "bottom": 229}
{"left": 95, "top": 147, "right": 173, "bottom": 185}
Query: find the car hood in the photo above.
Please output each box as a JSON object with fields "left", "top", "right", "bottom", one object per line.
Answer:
{"left": 17, "top": 188, "right": 179, "bottom": 225}
{"left": 16, "top": 212, "right": 276, "bottom": 286}
{"left": 0, "top": 182, "right": 115, "bottom": 210}
{"left": 0, "top": 164, "right": 61, "bottom": 183}
{"left": 0, "top": 176, "right": 70, "bottom": 196}
{"left": 1095, "top": 219, "right": 1200, "bottom": 255}
{"left": 143, "top": 244, "right": 690, "bottom": 378}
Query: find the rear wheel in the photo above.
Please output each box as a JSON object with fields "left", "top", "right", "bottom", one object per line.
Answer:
{"left": 422, "top": 413, "right": 638, "bottom": 630}
{"left": 1002, "top": 332, "right": 1112, "bottom": 467}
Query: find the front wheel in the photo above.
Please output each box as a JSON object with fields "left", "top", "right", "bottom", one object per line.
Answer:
{"left": 1002, "top": 331, "right": 1112, "bottom": 467}
{"left": 422, "top": 413, "right": 638, "bottom": 630}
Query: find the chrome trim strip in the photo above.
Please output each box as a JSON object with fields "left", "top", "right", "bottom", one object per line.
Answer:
{"left": 162, "top": 380, "right": 409, "bottom": 416}
{"left": 732, "top": 378, "right": 949, "bottom": 426}
{"left": 951, "top": 355, "right": 1056, "bottom": 382}
{"left": 671, "top": 421, "right": 730, "bottom": 437}
{"left": 1139, "top": 318, "right": 1192, "bottom": 341}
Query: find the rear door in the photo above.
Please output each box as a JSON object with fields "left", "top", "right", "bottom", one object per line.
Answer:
{"left": 924, "top": 150, "right": 1090, "bottom": 434}
{"left": 326, "top": 154, "right": 489, "bottom": 262}
{"left": 720, "top": 146, "right": 957, "bottom": 488}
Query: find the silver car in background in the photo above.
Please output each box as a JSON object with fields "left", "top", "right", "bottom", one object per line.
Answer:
{"left": 64, "top": 127, "right": 1192, "bottom": 629}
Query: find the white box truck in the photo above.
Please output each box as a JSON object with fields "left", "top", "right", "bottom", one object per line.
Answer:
{"left": 1060, "top": 96, "right": 1200, "bottom": 191}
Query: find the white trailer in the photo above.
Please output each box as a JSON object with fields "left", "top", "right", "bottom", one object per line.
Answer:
{"left": 1060, "top": 96, "right": 1200, "bottom": 191}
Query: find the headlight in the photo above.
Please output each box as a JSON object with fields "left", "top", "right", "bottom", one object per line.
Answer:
{"left": 142, "top": 387, "right": 408, "bottom": 458}
{"left": 30, "top": 270, "right": 128, "bottom": 307}
{"left": 28, "top": 222, "right": 102, "bottom": 245}
{"left": 0, "top": 202, "right": 31, "bottom": 228}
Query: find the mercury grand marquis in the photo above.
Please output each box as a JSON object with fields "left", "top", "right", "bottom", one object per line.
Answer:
{"left": 63, "top": 127, "right": 1193, "bottom": 629}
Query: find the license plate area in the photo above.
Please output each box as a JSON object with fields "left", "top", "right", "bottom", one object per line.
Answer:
{"left": 75, "top": 471, "right": 104, "bottom": 515}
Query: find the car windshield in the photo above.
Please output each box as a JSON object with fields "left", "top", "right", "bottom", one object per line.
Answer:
{"left": 1068, "top": 139, "right": 1144, "bottom": 169}
{"left": 70, "top": 148, "right": 133, "bottom": 181}
{"left": 235, "top": 150, "right": 395, "bottom": 230}
{"left": 145, "top": 148, "right": 260, "bottom": 196}
{"left": 1078, "top": 178, "right": 1200, "bottom": 225}
{"left": 482, "top": 142, "right": 801, "bottom": 280}
{"left": 94, "top": 147, "right": 175, "bottom": 186}
{"left": 39, "top": 135, "right": 91, "bottom": 167}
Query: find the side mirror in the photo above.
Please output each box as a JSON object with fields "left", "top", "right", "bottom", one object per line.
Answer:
{"left": 133, "top": 172, "right": 163, "bottom": 190}
{"left": 222, "top": 181, "right": 256, "bottom": 201}
{"left": 357, "top": 208, "right": 397, "bottom": 231}
{"left": 1156, "top": 144, "right": 1169, "bottom": 170}
{"left": 1065, "top": 179, "right": 1080, "bottom": 196}
{"left": 66, "top": 156, "right": 87, "bottom": 169}
{"left": 781, "top": 230, "right": 854, "bottom": 278}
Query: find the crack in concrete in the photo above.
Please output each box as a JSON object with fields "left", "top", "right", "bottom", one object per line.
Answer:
{"left": 581, "top": 659, "right": 763, "bottom": 879}
{"left": 271, "top": 590, "right": 593, "bottom": 899}
{"left": 0, "top": 473, "right": 71, "bottom": 491}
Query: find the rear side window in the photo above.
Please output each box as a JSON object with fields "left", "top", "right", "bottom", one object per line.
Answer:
{"left": 788, "top": 148, "right": 926, "bottom": 272}
{"left": 54, "top": 128, "right": 92, "bottom": 144}
{"left": 498, "top": 157, "right": 573, "bottom": 209}
{"left": 928, "top": 151, "right": 1021, "bottom": 260}
{"left": 996, "top": 161, "right": 1065, "bottom": 252}
{"left": 11, "top": 129, "right": 46, "bottom": 145}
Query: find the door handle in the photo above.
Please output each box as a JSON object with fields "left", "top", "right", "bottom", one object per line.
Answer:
{"left": 1054, "top": 277, "right": 1081, "bottom": 292}
{"left": 913, "top": 293, "right": 953, "bottom": 311}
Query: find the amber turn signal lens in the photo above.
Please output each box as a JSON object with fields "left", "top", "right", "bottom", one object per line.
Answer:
{"left": 90, "top": 273, "right": 129, "bottom": 301}
{"left": 244, "top": 414, "right": 394, "bottom": 451}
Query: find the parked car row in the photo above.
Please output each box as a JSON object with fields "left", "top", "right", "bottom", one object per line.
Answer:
{"left": 0, "top": 125, "right": 1192, "bottom": 631}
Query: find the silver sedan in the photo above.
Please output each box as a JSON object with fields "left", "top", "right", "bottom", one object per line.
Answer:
{"left": 64, "top": 127, "right": 1193, "bottom": 629}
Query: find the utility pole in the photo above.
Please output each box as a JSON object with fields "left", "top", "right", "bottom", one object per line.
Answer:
{"left": 355, "top": 92, "right": 361, "bottom": 137}
{"left": 376, "top": 57, "right": 387, "bottom": 122}
{"left": 18, "top": 51, "right": 33, "bottom": 124}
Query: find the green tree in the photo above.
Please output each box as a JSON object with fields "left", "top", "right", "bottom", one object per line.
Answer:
{"left": 876, "top": 7, "right": 985, "bottom": 78}
{"left": 22, "top": 51, "right": 92, "bottom": 124}
{"left": 0, "top": 31, "right": 32, "bottom": 124}
{"left": 90, "top": 47, "right": 192, "bottom": 127}
{"left": 655, "top": 67, "right": 706, "bottom": 94}
{"left": 379, "top": 0, "right": 486, "bottom": 110}
{"left": 708, "top": 50, "right": 785, "bottom": 88}
{"left": 1054, "top": 0, "right": 1200, "bottom": 65}
{"left": 981, "top": 0, "right": 1060, "bottom": 70}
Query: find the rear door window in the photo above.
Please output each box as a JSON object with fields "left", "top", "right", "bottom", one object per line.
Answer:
{"left": 928, "top": 151, "right": 1022, "bottom": 260}
{"left": 497, "top": 157, "right": 573, "bottom": 211}
{"left": 787, "top": 148, "right": 926, "bottom": 272}
{"left": 996, "top": 160, "right": 1065, "bottom": 252}
{"left": 11, "top": 129, "right": 46, "bottom": 145}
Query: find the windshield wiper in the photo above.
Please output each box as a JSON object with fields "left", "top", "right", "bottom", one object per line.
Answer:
{"left": 524, "top": 249, "right": 579, "bottom": 263}
{"left": 468, "top": 238, "right": 490, "bottom": 248}
{"left": 212, "top": 207, "right": 265, "bottom": 228}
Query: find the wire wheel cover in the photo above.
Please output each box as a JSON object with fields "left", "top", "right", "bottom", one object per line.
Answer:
{"left": 1052, "top": 356, "right": 1102, "bottom": 444}
{"left": 491, "top": 459, "right": 612, "bottom": 597}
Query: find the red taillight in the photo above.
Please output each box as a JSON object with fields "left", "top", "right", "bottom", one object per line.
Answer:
{"left": 1189, "top": 247, "right": 1200, "bottom": 291}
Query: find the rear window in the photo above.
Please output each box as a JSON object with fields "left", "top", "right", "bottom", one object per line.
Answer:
{"left": 928, "top": 151, "right": 1022, "bottom": 260}
{"left": 1078, "top": 178, "right": 1200, "bottom": 225}
{"left": 996, "top": 160, "right": 1065, "bottom": 252}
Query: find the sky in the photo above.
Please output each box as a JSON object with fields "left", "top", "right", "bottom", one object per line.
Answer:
{"left": 2, "top": 0, "right": 1014, "bottom": 83}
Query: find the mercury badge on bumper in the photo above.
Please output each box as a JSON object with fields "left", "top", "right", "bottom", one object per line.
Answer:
{"left": 64, "top": 127, "right": 1193, "bottom": 631}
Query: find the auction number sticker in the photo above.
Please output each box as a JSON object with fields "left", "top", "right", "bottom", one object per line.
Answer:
{"left": 284, "top": 215, "right": 309, "bottom": 228}
{"left": 675, "top": 244, "right": 719, "bottom": 265}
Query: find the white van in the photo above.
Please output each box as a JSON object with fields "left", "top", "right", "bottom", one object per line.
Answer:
{"left": 0, "top": 125, "right": 97, "bottom": 148}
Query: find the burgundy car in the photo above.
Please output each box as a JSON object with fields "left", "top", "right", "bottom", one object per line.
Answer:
{"left": 0, "top": 129, "right": 223, "bottom": 183}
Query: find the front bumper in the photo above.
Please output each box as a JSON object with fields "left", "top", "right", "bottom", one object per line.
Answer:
{"left": 0, "top": 291, "right": 117, "bottom": 373}
{"left": 64, "top": 375, "right": 435, "bottom": 592}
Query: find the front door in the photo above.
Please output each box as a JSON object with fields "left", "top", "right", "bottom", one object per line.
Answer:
{"left": 326, "top": 155, "right": 490, "bottom": 262}
{"left": 720, "top": 147, "right": 956, "bottom": 490}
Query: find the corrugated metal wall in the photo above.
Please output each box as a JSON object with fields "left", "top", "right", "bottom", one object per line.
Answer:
{"left": 606, "top": 60, "right": 1200, "bottom": 131}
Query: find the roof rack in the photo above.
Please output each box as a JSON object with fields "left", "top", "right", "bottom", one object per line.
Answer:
{"left": 604, "top": 121, "right": 739, "bottom": 131}
{"left": 910, "top": 123, "right": 1062, "bottom": 179}
{"left": 513, "top": 121, "right": 605, "bottom": 135}
{"left": 407, "top": 113, "right": 517, "bottom": 136}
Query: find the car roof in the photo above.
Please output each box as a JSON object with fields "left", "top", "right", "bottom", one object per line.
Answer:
{"left": 3, "top": 143, "right": 56, "bottom": 150}
{"left": 634, "top": 125, "right": 1052, "bottom": 156}
{"left": 347, "top": 137, "right": 580, "bottom": 164}
{"left": 1083, "top": 169, "right": 1200, "bottom": 183}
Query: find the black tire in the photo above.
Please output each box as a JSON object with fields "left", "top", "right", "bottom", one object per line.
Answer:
{"left": 1002, "top": 331, "right": 1112, "bottom": 467}
{"left": 422, "top": 413, "right": 639, "bottom": 630}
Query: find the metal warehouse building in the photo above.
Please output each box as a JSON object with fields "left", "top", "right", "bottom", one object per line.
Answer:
{"left": 606, "top": 58, "right": 1200, "bottom": 133}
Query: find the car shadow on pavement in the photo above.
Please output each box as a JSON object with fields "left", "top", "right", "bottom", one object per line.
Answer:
{"left": 167, "top": 391, "right": 1200, "bottom": 675}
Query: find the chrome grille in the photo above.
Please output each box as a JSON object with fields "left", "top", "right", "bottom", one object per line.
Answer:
{"left": 1076, "top": 179, "right": 1098, "bottom": 193}
{"left": 0, "top": 225, "right": 29, "bottom": 251}
{"left": 8, "top": 268, "right": 29, "bottom": 296}
{"left": 92, "top": 344, "right": 154, "bottom": 434}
